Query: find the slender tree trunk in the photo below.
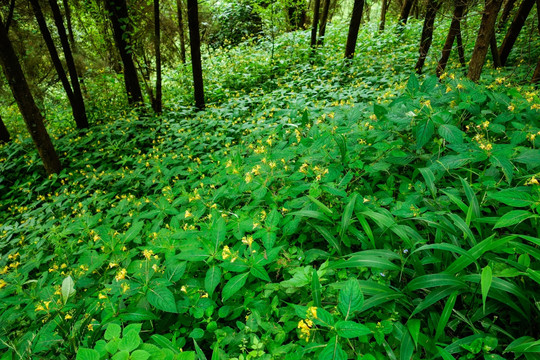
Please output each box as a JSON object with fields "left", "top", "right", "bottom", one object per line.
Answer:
{"left": 154, "top": 0, "right": 162, "bottom": 113}
{"left": 0, "top": 114, "right": 10, "bottom": 143}
{"left": 532, "top": 0, "right": 540, "bottom": 82}
{"left": 415, "top": 0, "right": 441, "bottom": 74}
{"left": 490, "top": 29, "right": 501, "bottom": 67}
{"left": 498, "top": 0, "right": 535, "bottom": 66}
{"left": 62, "top": 0, "right": 76, "bottom": 48}
{"left": 49, "top": 0, "right": 89, "bottom": 129}
{"left": 456, "top": 22, "right": 466, "bottom": 66}
{"left": 105, "top": 0, "right": 144, "bottom": 106}
{"left": 364, "top": 0, "right": 371, "bottom": 23}
{"left": 0, "top": 16, "right": 61, "bottom": 174}
{"left": 6, "top": 0, "right": 15, "bottom": 30}
{"left": 177, "top": 0, "right": 186, "bottom": 64}
{"left": 311, "top": 0, "right": 322, "bottom": 48}
{"left": 379, "top": 0, "right": 391, "bottom": 31}
{"left": 345, "top": 0, "right": 365, "bottom": 59}
{"left": 187, "top": 0, "right": 205, "bottom": 110}
{"left": 498, "top": 0, "right": 518, "bottom": 29}
{"left": 399, "top": 0, "right": 414, "bottom": 25}
{"left": 436, "top": 0, "right": 466, "bottom": 76}
{"left": 318, "top": 0, "right": 331, "bottom": 45}
{"left": 412, "top": 0, "right": 420, "bottom": 19}
{"left": 467, "top": 0, "right": 504, "bottom": 81}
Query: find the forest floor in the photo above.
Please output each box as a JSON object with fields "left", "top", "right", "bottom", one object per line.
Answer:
{"left": 1, "top": 19, "right": 540, "bottom": 360}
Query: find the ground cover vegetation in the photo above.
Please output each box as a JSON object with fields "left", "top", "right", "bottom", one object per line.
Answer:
{"left": 1, "top": 0, "right": 540, "bottom": 359}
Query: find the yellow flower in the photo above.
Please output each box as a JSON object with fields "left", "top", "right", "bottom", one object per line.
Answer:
{"left": 308, "top": 306, "right": 318, "bottom": 319}
{"left": 35, "top": 304, "right": 45, "bottom": 312}
{"left": 115, "top": 268, "right": 127, "bottom": 281}
{"left": 0, "top": 279, "right": 6, "bottom": 289}
{"left": 142, "top": 249, "right": 154, "bottom": 260}
{"left": 87, "top": 323, "right": 94, "bottom": 331}
{"left": 121, "top": 283, "right": 130, "bottom": 293}
{"left": 185, "top": 210, "right": 193, "bottom": 218}
{"left": 64, "top": 314, "right": 73, "bottom": 320}
{"left": 180, "top": 285, "right": 187, "bottom": 293}
{"left": 242, "top": 235, "right": 254, "bottom": 247}
{"left": 297, "top": 319, "right": 313, "bottom": 340}
{"left": 152, "top": 264, "right": 159, "bottom": 272}
{"left": 98, "top": 293, "right": 107, "bottom": 299}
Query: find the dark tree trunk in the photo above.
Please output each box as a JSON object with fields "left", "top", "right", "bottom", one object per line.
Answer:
{"left": 399, "top": 0, "right": 414, "bottom": 25}
{"left": 498, "top": 0, "right": 535, "bottom": 66}
{"left": 318, "top": 0, "right": 331, "bottom": 45}
{"left": 311, "top": 0, "right": 322, "bottom": 47}
{"left": 345, "top": 0, "right": 364, "bottom": 59}
{"left": 436, "top": 0, "right": 466, "bottom": 76}
{"left": 0, "top": 114, "right": 10, "bottom": 143}
{"left": 62, "top": 0, "right": 76, "bottom": 48}
{"left": 498, "top": 0, "right": 518, "bottom": 29}
{"left": 415, "top": 0, "right": 441, "bottom": 74}
{"left": 105, "top": 0, "right": 144, "bottom": 106}
{"left": 456, "top": 23, "right": 466, "bottom": 66}
{"left": 467, "top": 0, "right": 504, "bottom": 81}
{"left": 49, "top": 0, "right": 89, "bottom": 129}
{"left": 187, "top": 0, "right": 205, "bottom": 110}
{"left": 490, "top": 28, "right": 501, "bottom": 67}
{"left": 533, "top": 0, "right": 540, "bottom": 82}
{"left": 0, "top": 16, "right": 61, "bottom": 174}
{"left": 154, "top": 0, "right": 162, "bottom": 113}
{"left": 379, "top": 0, "right": 391, "bottom": 31}
{"left": 412, "top": 0, "right": 420, "bottom": 19}
{"left": 177, "top": 0, "right": 187, "bottom": 64}
{"left": 6, "top": 0, "right": 15, "bottom": 30}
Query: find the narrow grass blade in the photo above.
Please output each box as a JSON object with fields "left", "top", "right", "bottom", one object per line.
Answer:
{"left": 434, "top": 291, "right": 458, "bottom": 341}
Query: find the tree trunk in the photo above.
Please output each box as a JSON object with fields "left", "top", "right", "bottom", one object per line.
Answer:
{"left": 187, "top": 0, "right": 205, "bottom": 110}
{"left": 154, "top": 0, "right": 162, "bottom": 114}
{"left": 498, "top": 0, "right": 535, "bottom": 66}
{"left": 490, "top": 28, "right": 501, "bottom": 67}
{"left": 456, "top": 22, "right": 466, "bottom": 66}
{"left": 415, "top": 0, "right": 441, "bottom": 74}
{"left": 0, "top": 16, "right": 61, "bottom": 174}
{"left": 436, "top": 0, "right": 466, "bottom": 76}
{"left": 399, "top": 0, "right": 414, "bottom": 25}
{"left": 498, "top": 0, "right": 518, "bottom": 29}
{"left": 177, "top": 0, "right": 186, "bottom": 64}
{"left": 345, "top": 0, "right": 364, "bottom": 59}
{"left": 62, "top": 0, "right": 76, "bottom": 48}
{"left": 105, "top": 0, "right": 144, "bottom": 106}
{"left": 0, "top": 114, "right": 10, "bottom": 143}
{"left": 379, "top": 0, "right": 391, "bottom": 31}
{"left": 467, "top": 0, "right": 504, "bottom": 81}
{"left": 317, "top": 0, "right": 331, "bottom": 45}
{"left": 533, "top": 0, "right": 540, "bottom": 83}
{"left": 311, "top": 0, "right": 322, "bottom": 48}
{"left": 49, "top": 0, "right": 89, "bottom": 129}
{"left": 6, "top": 0, "right": 15, "bottom": 30}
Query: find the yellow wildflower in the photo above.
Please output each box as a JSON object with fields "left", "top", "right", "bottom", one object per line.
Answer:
{"left": 308, "top": 306, "right": 318, "bottom": 319}
{"left": 185, "top": 210, "right": 193, "bottom": 218}
{"left": 0, "top": 279, "right": 7, "bottom": 289}
{"left": 98, "top": 293, "right": 107, "bottom": 300}
{"left": 142, "top": 249, "right": 154, "bottom": 260}
{"left": 115, "top": 268, "right": 127, "bottom": 281}
{"left": 242, "top": 235, "right": 254, "bottom": 247}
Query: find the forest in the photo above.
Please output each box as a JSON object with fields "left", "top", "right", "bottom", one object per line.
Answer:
{"left": 0, "top": 0, "right": 539, "bottom": 358}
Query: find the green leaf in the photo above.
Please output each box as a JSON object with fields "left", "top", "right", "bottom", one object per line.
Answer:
{"left": 335, "top": 321, "right": 371, "bottom": 338}
{"left": 111, "top": 351, "right": 129, "bottom": 360}
{"left": 290, "top": 209, "right": 333, "bottom": 223}
{"left": 150, "top": 334, "right": 179, "bottom": 354}
{"left": 340, "top": 193, "right": 357, "bottom": 243}
{"left": 177, "top": 352, "right": 196, "bottom": 360}
{"left": 400, "top": 324, "right": 414, "bottom": 360}
{"left": 407, "top": 274, "right": 466, "bottom": 291}
{"left": 189, "top": 328, "right": 204, "bottom": 339}
{"left": 330, "top": 257, "right": 400, "bottom": 271}
{"left": 205, "top": 266, "right": 221, "bottom": 297}
{"left": 415, "top": 120, "right": 434, "bottom": 149}
{"left": 407, "top": 319, "right": 421, "bottom": 348}
{"left": 338, "top": 279, "right": 364, "bottom": 320}
{"left": 222, "top": 272, "right": 249, "bottom": 301}
{"left": 419, "top": 168, "right": 436, "bottom": 198}
{"left": 514, "top": 149, "right": 540, "bottom": 168}
{"left": 147, "top": 286, "right": 177, "bottom": 313}
{"left": 130, "top": 350, "right": 150, "bottom": 360}
{"left": 104, "top": 323, "right": 121, "bottom": 341}
{"left": 250, "top": 265, "right": 271, "bottom": 282}
{"left": 481, "top": 265, "right": 493, "bottom": 314}
{"left": 435, "top": 291, "right": 458, "bottom": 341}
{"left": 118, "top": 330, "right": 141, "bottom": 352}
{"left": 62, "top": 275, "right": 76, "bottom": 305}
{"left": 460, "top": 177, "right": 480, "bottom": 218}
{"left": 438, "top": 124, "right": 463, "bottom": 144}
{"left": 193, "top": 340, "right": 208, "bottom": 360}
{"left": 76, "top": 348, "right": 100, "bottom": 360}
{"left": 312, "top": 224, "right": 341, "bottom": 254}
{"left": 312, "top": 267, "right": 322, "bottom": 308}
{"left": 124, "top": 221, "right": 144, "bottom": 243}
{"left": 407, "top": 74, "right": 420, "bottom": 94}
{"left": 356, "top": 213, "right": 375, "bottom": 249}
{"left": 318, "top": 336, "right": 347, "bottom": 360}
{"left": 212, "top": 217, "right": 226, "bottom": 253}
{"left": 493, "top": 210, "right": 535, "bottom": 229}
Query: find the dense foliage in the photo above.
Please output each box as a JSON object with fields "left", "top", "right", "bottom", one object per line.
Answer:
{"left": 1, "top": 12, "right": 540, "bottom": 360}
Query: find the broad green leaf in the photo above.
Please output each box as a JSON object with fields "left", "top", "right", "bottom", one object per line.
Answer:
{"left": 222, "top": 272, "right": 249, "bottom": 301}
{"left": 526, "top": 268, "right": 540, "bottom": 286}
{"left": 147, "top": 286, "right": 177, "bottom": 313}
{"left": 62, "top": 276, "right": 76, "bottom": 305}
{"left": 356, "top": 213, "right": 375, "bottom": 249}
{"left": 407, "top": 74, "right": 420, "bottom": 94}
{"left": 335, "top": 321, "right": 371, "bottom": 338}
{"left": 76, "top": 348, "right": 99, "bottom": 360}
{"left": 330, "top": 257, "right": 400, "bottom": 271}
{"left": 514, "top": 149, "right": 540, "bottom": 168}
{"left": 434, "top": 291, "right": 458, "bottom": 341}
{"left": 415, "top": 120, "right": 434, "bottom": 149}
{"left": 407, "top": 274, "right": 466, "bottom": 291}
{"left": 150, "top": 334, "right": 179, "bottom": 354}
{"left": 111, "top": 351, "right": 129, "bottom": 360}
{"left": 338, "top": 279, "right": 363, "bottom": 320}
{"left": 419, "top": 167, "right": 436, "bottom": 198}
{"left": 119, "top": 330, "right": 141, "bottom": 352}
{"left": 189, "top": 328, "right": 204, "bottom": 339}
{"left": 318, "top": 336, "right": 347, "bottom": 360}
{"left": 400, "top": 324, "right": 414, "bottom": 360}
{"left": 312, "top": 223, "right": 341, "bottom": 254}
{"left": 124, "top": 221, "right": 144, "bottom": 243}
{"left": 130, "top": 350, "right": 150, "bottom": 360}
{"left": 289, "top": 209, "right": 332, "bottom": 223}
{"left": 205, "top": 266, "right": 221, "bottom": 297}
{"left": 250, "top": 265, "right": 271, "bottom": 282}
{"left": 407, "top": 319, "right": 421, "bottom": 348}
{"left": 212, "top": 217, "right": 226, "bottom": 253}
{"left": 481, "top": 265, "right": 493, "bottom": 313}
{"left": 438, "top": 124, "right": 463, "bottom": 144}
{"left": 177, "top": 352, "right": 196, "bottom": 360}
{"left": 104, "top": 323, "right": 121, "bottom": 341}
{"left": 493, "top": 210, "right": 535, "bottom": 229}
{"left": 312, "top": 267, "right": 322, "bottom": 308}
{"left": 340, "top": 193, "right": 357, "bottom": 243}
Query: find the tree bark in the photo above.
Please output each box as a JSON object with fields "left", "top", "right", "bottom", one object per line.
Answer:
{"left": 467, "top": 0, "right": 504, "bottom": 81}
{"left": 62, "top": 0, "right": 76, "bottom": 48}
{"left": 399, "top": 0, "right": 414, "bottom": 25}
{"left": 49, "top": 0, "right": 89, "bottom": 129}
{"left": 311, "top": 0, "right": 322, "bottom": 48}
{"left": 187, "top": 0, "right": 205, "bottom": 110}
{"left": 415, "top": 0, "right": 441, "bottom": 74}
{"left": 317, "top": 0, "right": 331, "bottom": 45}
{"left": 6, "top": 0, "right": 15, "bottom": 31}
{"left": 177, "top": 0, "right": 187, "bottom": 64}
{"left": 379, "top": 0, "right": 391, "bottom": 31}
{"left": 498, "top": 0, "right": 535, "bottom": 66}
{"left": 105, "top": 0, "right": 144, "bottom": 106}
{"left": 0, "top": 16, "right": 61, "bottom": 174}
{"left": 154, "top": 0, "right": 162, "bottom": 113}
{"left": 532, "top": 0, "right": 540, "bottom": 83}
{"left": 456, "top": 23, "right": 466, "bottom": 66}
{"left": 436, "top": 0, "right": 466, "bottom": 77}
{"left": 490, "top": 28, "right": 501, "bottom": 67}
{"left": 498, "top": 0, "right": 518, "bottom": 29}
{"left": 0, "top": 114, "right": 10, "bottom": 143}
{"left": 345, "top": 0, "right": 364, "bottom": 59}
